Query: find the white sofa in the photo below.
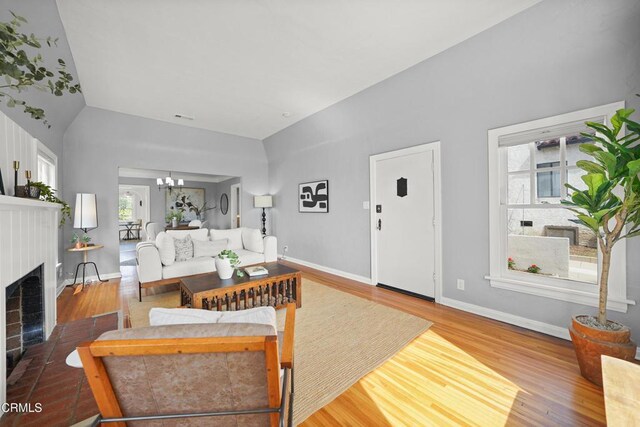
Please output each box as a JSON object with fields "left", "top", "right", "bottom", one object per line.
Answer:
{"left": 136, "top": 227, "right": 277, "bottom": 299}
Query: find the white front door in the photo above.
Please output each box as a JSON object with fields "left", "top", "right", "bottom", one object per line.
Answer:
{"left": 372, "top": 148, "right": 436, "bottom": 298}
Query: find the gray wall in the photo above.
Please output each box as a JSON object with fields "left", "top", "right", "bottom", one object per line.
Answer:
{"left": 117, "top": 176, "right": 227, "bottom": 226}
{"left": 0, "top": 0, "right": 85, "bottom": 284}
{"left": 63, "top": 106, "right": 268, "bottom": 278}
{"left": 264, "top": 0, "right": 640, "bottom": 340}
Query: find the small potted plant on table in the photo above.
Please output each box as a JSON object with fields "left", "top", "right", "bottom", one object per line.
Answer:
{"left": 215, "top": 249, "right": 244, "bottom": 279}
{"left": 563, "top": 108, "right": 640, "bottom": 385}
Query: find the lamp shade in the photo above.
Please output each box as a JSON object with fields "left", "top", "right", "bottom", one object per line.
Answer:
{"left": 254, "top": 195, "right": 273, "bottom": 208}
{"left": 73, "top": 193, "right": 98, "bottom": 232}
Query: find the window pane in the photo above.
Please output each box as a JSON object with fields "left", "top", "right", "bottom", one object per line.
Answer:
{"left": 508, "top": 174, "right": 531, "bottom": 205}
{"left": 507, "top": 208, "right": 597, "bottom": 284}
{"left": 119, "top": 195, "right": 133, "bottom": 221}
{"left": 567, "top": 133, "right": 596, "bottom": 164}
{"left": 507, "top": 143, "right": 530, "bottom": 172}
{"left": 534, "top": 139, "right": 560, "bottom": 166}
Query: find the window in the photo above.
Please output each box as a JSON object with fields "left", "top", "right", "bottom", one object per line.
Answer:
{"left": 488, "top": 102, "right": 633, "bottom": 312}
{"left": 119, "top": 194, "right": 134, "bottom": 222}
{"left": 36, "top": 141, "right": 57, "bottom": 189}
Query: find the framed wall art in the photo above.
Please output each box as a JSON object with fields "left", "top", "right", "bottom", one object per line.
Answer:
{"left": 299, "top": 180, "right": 329, "bottom": 213}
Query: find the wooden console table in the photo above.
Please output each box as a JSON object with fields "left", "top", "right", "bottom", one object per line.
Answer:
{"left": 180, "top": 262, "right": 301, "bottom": 311}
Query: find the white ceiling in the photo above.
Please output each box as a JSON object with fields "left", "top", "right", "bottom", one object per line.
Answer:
{"left": 118, "top": 167, "right": 234, "bottom": 184}
{"left": 57, "top": 0, "right": 539, "bottom": 139}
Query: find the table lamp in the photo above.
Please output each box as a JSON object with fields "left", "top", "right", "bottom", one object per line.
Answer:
{"left": 254, "top": 195, "right": 273, "bottom": 236}
{"left": 74, "top": 193, "right": 98, "bottom": 233}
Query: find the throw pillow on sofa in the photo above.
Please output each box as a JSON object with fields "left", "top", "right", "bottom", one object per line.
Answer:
{"left": 242, "top": 228, "right": 264, "bottom": 253}
{"left": 210, "top": 228, "right": 243, "bottom": 250}
{"left": 156, "top": 232, "right": 175, "bottom": 266}
{"left": 174, "top": 234, "right": 194, "bottom": 262}
{"left": 193, "top": 238, "right": 228, "bottom": 258}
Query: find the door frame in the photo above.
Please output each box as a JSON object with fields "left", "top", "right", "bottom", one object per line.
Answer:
{"left": 369, "top": 141, "right": 443, "bottom": 302}
{"left": 229, "top": 183, "right": 242, "bottom": 228}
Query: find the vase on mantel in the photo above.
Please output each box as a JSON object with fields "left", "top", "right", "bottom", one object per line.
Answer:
{"left": 171, "top": 217, "right": 178, "bottom": 228}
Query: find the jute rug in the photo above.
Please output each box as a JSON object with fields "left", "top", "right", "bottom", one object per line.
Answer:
{"left": 128, "top": 279, "right": 432, "bottom": 425}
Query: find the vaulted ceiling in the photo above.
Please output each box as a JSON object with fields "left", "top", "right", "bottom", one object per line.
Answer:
{"left": 56, "top": 0, "right": 540, "bottom": 139}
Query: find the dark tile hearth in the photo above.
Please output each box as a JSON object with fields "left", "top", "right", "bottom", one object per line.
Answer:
{"left": 1, "top": 313, "right": 118, "bottom": 427}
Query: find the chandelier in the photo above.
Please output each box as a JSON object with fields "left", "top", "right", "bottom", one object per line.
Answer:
{"left": 157, "top": 172, "right": 184, "bottom": 193}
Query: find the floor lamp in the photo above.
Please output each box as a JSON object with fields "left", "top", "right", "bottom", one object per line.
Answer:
{"left": 254, "top": 195, "right": 273, "bottom": 236}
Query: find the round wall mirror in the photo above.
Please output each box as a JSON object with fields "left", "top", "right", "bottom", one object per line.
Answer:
{"left": 220, "top": 193, "right": 229, "bottom": 215}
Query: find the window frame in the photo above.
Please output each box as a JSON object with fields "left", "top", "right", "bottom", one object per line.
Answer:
{"left": 487, "top": 102, "right": 634, "bottom": 313}
{"left": 36, "top": 140, "right": 57, "bottom": 190}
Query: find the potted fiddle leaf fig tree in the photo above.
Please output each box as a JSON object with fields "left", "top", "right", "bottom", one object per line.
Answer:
{"left": 563, "top": 108, "right": 640, "bottom": 385}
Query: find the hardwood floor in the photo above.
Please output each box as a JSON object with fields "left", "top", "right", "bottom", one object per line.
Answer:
{"left": 56, "top": 262, "right": 606, "bottom": 426}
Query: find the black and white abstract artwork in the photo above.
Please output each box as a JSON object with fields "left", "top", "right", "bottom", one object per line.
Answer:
{"left": 299, "top": 180, "right": 329, "bottom": 213}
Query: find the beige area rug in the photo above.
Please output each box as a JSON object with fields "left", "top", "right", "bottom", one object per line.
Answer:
{"left": 128, "top": 279, "right": 432, "bottom": 425}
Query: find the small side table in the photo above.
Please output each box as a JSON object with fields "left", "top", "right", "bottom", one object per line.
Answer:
{"left": 67, "top": 245, "right": 108, "bottom": 294}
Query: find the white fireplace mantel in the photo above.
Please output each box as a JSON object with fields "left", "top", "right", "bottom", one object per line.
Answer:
{"left": 0, "top": 194, "right": 59, "bottom": 410}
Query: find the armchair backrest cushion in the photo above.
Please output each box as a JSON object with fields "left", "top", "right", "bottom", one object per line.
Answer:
{"left": 192, "top": 238, "right": 228, "bottom": 258}
{"left": 155, "top": 232, "right": 175, "bottom": 266}
{"left": 210, "top": 228, "right": 243, "bottom": 250}
{"left": 167, "top": 228, "right": 209, "bottom": 242}
{"left": 96, "top": 323, "right": 275, "bottom": 426}
{"left": 242, "top": 228, "right": 264, "bottom": 253}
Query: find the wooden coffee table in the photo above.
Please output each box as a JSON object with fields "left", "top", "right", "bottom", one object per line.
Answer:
{"left": 180, "top": 262, "right": 302, "bottom": 311}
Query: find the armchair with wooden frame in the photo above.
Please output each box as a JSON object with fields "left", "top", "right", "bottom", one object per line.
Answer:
{"left": 77, "top": 303, "right": 296, "bottom": 427}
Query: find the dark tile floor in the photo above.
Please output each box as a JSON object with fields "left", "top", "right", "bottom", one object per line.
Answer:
{"left": 1, "top": 313, "right": 118, "bottom": 427}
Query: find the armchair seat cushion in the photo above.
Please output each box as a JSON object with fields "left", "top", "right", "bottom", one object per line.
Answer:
{"left": 162, "top": 257, "right": 216, "bottom": 279}
{"left": 150, "top": 306, "right": 277, "bottom": 334}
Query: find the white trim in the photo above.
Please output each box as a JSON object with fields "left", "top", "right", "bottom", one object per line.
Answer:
{"left": 487, "top": 101, "right": 633, "bottom": 309}
{"left": 440, "top": 296, "right": 571, "bottom": 339}
{"left": 61, "top": 271, "right": 122, "bottom": 287}
{"left": 369, "top": 141, "right": 443, "bottom": 302}
{"left": 486, "top": 276, "right": 634, "bottom": 313}
{"left": 284, "top": 256, "right": 371, "bottom": 285}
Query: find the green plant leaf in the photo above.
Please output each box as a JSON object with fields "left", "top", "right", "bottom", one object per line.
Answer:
{"left": 581, "top": 173, "right": 606, "bottom": 197}
{"left": 576, "top": 160, "right": 605, "bottom": 174}
{"left": 592, "top": 151, "right": 617, "bottom": 176}
{"left": 627, "top": 159, "right": 640, "bottom": 178}
{"left": 577, "top": 214, "right": 599, "bottom": 232}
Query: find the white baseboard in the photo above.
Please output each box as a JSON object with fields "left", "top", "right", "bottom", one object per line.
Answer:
{"left": 440, "top": 296, "right": 640, "bottom": 360}
{"left": 281, "top": 256, "right": 372, "bottom": 285}
{"left": 60, "top": 271, "right": 122, "bottom": 288}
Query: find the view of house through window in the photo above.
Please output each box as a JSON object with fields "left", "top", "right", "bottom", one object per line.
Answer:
{"left": 505, "top": 132, "right": 598, "bottom": 284}
{"left": 37, "top": 152, "right": 56, "bottom": 189}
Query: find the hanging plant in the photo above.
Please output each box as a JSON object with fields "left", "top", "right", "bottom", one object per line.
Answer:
{"left": 0, "top": 12, "right": 82, "bottom": 127}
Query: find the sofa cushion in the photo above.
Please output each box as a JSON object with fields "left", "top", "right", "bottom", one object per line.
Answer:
{"left": 235, "top": 249, "right": 265, "bottom": 266}
{"left": 210, "top": 228, "right": 243, "bottom": 250}
{"left": 174, "top": 234, "right": 194, "bottom": 262}
{"left": 242, "top": 228, "right": 264, "bottom": 253}
{"left": 155, "top": 232, "right": 175, "bottom": 266}
{"left": 193, "top": 238, "right": 228, "bottom": 258}
{"left": 149, "top": 306, "right": 276, "bottom": 334}
{"left": 167, "top": 228, "right": 209, "bottom": 242}
{"left": 149, "top": 307, "right": 223, "bottom": 326}
{"left": 162, "top": 257, "right": 216, "bottom": 279}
